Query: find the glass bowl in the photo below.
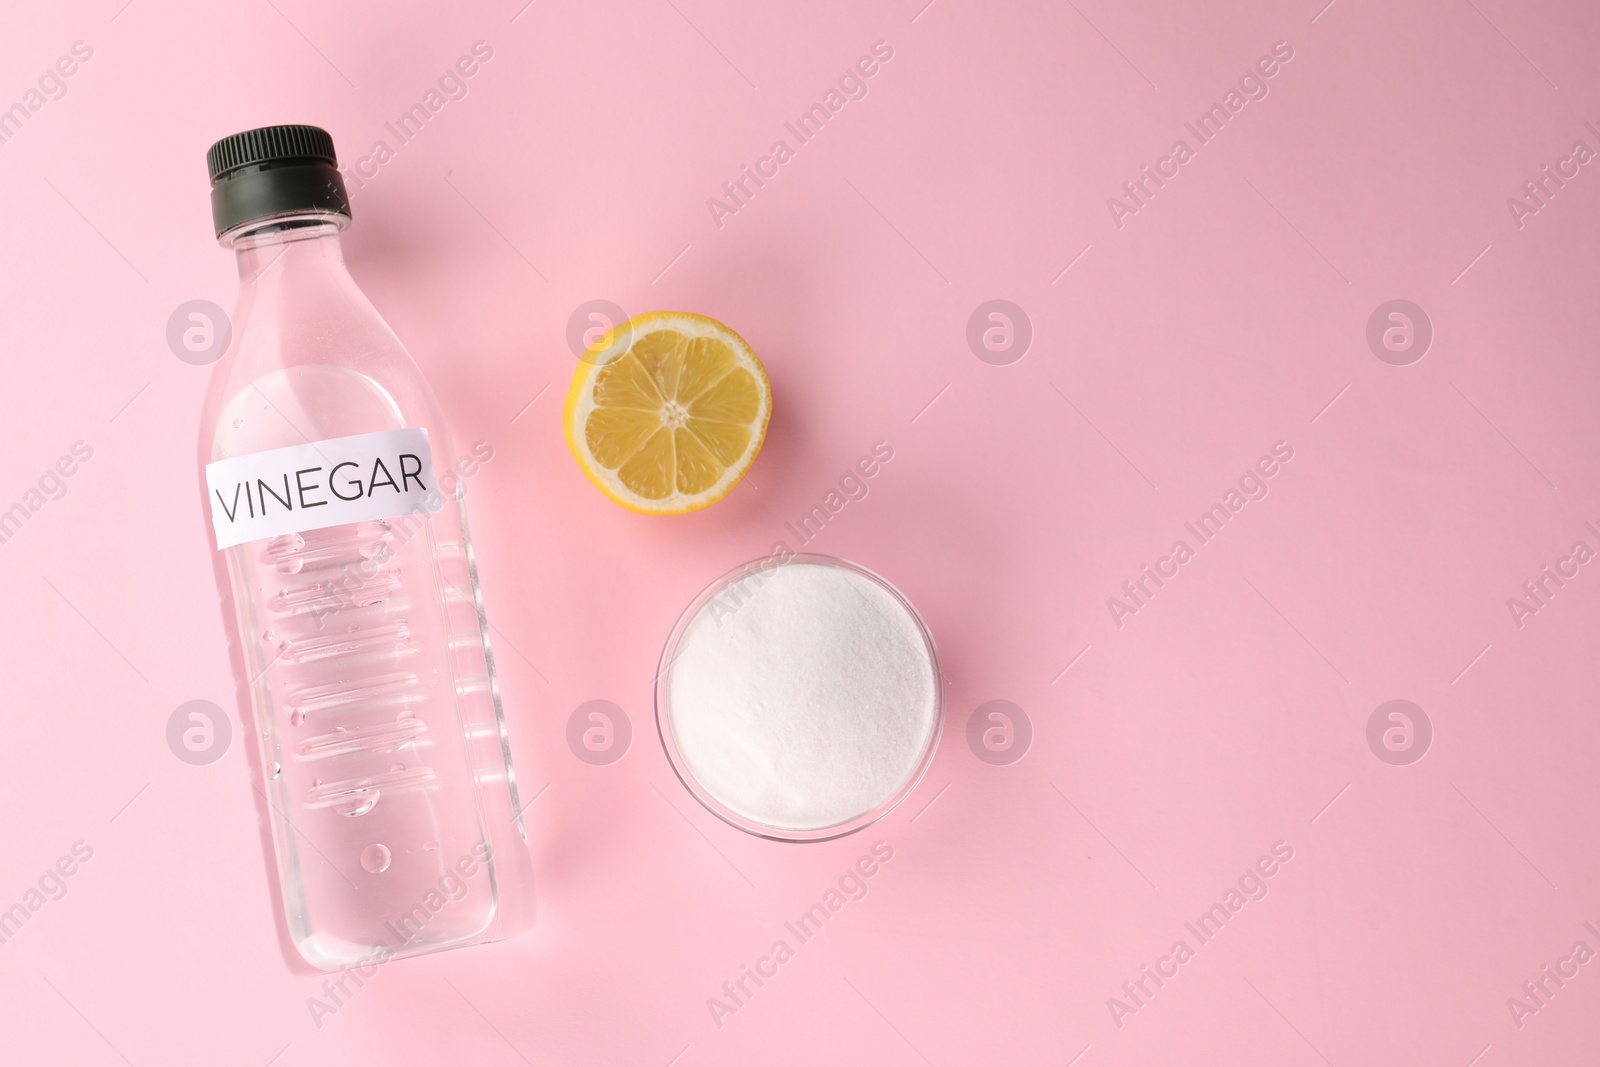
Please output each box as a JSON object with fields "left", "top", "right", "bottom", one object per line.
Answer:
{"left": 655, "top": 553, "right": 944, "bottom": 842}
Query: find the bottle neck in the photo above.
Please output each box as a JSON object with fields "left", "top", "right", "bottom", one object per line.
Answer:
{"left": 224, "top": 212, "right": 351, "bottom": 286}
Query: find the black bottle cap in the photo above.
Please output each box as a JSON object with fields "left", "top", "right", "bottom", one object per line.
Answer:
{"left": 205, "top": 124, "right": 351, "bottom": 237}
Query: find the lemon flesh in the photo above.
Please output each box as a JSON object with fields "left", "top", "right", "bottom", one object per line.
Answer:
{"left": 564, "top": 312, "right": 771, "bottom": 514}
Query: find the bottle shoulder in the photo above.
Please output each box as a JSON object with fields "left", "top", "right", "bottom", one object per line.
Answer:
{"left": 199, "top": 284, "right": 448, "bottom": 463}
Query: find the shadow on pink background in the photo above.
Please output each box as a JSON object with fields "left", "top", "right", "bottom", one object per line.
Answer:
{"left": 1, "top": 0, "right": 1598, "bottom": 1064}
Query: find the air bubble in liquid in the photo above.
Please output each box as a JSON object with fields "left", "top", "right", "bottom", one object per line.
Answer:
{"left": 340, "top": 790, "right": 378, "bottom": 817}
{"left": 359, "top": 843, "right": 391, "bottom": 874}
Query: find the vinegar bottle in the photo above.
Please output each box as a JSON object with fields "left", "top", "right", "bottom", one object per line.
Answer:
{"left": 197, "top": 125, "right": 532, "bottom": 969}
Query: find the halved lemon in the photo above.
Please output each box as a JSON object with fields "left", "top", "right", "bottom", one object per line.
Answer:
{"left": 563, "top": 311, "right": 771, "bottom": 514}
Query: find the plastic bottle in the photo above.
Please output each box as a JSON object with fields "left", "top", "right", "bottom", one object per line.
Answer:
{"left": 196, "top": 125, "right": 531, "bottom": 969}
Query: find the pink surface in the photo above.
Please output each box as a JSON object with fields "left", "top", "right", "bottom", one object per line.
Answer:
{"left": 1, "top": 0, "right": 1598, "bottom": 1063}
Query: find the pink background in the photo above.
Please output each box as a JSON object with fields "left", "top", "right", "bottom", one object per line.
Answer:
{"left": 2, "top": 0, "right": 1599, "bottom": 1063}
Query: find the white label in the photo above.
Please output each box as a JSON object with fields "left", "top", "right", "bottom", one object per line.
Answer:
{"left": 205, "top": 428, "right": 442, "bottom": 549}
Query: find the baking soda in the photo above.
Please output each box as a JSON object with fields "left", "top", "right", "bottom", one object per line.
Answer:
{"left": 666, "top": 560, "right": 938, "bottom": 832}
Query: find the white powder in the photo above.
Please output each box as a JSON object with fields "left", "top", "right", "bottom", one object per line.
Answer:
{"left": 665, "top": 560, "right": 939, "bottom": 833}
